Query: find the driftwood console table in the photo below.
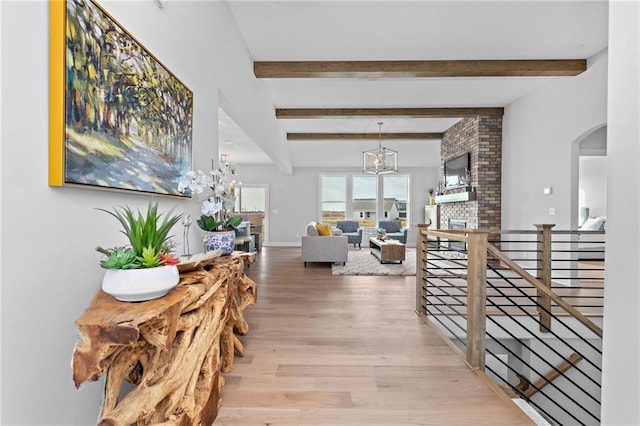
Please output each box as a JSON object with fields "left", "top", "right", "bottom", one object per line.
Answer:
{"left": 73, "top": 254, "right": 257, "bottom": 425}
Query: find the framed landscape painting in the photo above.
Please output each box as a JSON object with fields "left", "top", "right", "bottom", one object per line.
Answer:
{"left": 49, "top": 0, "right": 193, "bottom": 197}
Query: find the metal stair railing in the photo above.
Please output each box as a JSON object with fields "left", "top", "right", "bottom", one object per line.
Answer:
{"left": 415, "top": 224, "right": 604, "bottom": 426}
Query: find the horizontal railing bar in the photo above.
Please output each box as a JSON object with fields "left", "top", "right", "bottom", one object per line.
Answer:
{"left": 425, "top": 276, "right": 469, "bottom": 291}
{"left": 422, "top": 228, "right": 604, "bottom": 235}
{"left": 425, "top": 288, "right": 468, "bottom": 303}
{"left": 551, "top": 250, "right": 605, "bottom": 253}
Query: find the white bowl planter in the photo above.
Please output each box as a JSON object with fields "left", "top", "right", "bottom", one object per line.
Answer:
{"left": 102, "top": 265, "right": 180, "bottom": 302}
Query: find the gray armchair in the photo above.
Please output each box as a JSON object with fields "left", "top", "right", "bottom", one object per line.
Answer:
{"left": 378, "top": 220, "right": 408, "bottom": 244}
{"left": 301, "top": 222, "right": 348, "bottom": 267}
{"left": 336, "top": 220, "right": 362, "bottom": 248}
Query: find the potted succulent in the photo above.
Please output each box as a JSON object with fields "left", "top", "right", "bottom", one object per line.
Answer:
{"left": 97, "top": 201, "right": 182, "bottom": 302}
{"left": 178, "top": 156, "right": 243, "bottom": 255}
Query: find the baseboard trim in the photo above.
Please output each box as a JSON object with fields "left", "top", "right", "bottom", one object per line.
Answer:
{"left": 263, "top": 242, "right": 301, "bottom": 247}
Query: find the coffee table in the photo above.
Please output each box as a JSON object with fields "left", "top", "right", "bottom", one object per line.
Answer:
{"left": 369, "top": 237, "right": 406, "bottom": 264}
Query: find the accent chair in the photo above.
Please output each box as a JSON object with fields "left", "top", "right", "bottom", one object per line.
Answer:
{"left": 335, "top": 220, "right": 363, "bottom": 248}
{"left": 377, "top": 220, "right": 408, "bottom": 244}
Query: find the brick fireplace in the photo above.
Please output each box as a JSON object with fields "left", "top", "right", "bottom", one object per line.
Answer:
{"left": 439, "top": 116, "right": 502, "bottom": 231}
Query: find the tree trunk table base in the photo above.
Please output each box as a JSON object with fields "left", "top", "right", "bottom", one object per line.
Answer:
{"left": 73, "top": 254, "right": 257, "bottom": 425}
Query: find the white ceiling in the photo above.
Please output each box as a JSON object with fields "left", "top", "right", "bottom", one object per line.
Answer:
{"left": 220, "top": 0, "right": 608, "bottom": 169}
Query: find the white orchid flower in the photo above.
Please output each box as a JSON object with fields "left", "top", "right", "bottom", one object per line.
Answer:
{"left": 201, "top": 198, "right": 223, "bottom": 215}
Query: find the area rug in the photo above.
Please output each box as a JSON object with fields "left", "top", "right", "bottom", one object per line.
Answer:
{"left": 332, "top": 247, "right": 416, "bottom": 276}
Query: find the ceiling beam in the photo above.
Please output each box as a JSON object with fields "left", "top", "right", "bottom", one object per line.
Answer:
{"left": 255, "top": 59, "right": 587, "bottom": 78}
{"left": 276, "top": 107, "right": 504, "bottom": 119}
{"left": 287, "top": 132, "right": 443, "bottom": 141}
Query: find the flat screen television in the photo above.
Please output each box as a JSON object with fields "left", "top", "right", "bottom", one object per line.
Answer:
{"left": 444, "top": 152, "right": 470, "bottom": 189}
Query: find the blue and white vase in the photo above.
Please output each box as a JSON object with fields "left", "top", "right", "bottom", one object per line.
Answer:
{"left": 203, "top": 230, "right": 235, "bottom": 255}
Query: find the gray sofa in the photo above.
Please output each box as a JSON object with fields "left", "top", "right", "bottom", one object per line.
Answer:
{"left": 378, "top": 220, "right": 408, "bottom": 244}
{"left": 301, "top": 222, "right": 348, "bottom": 267}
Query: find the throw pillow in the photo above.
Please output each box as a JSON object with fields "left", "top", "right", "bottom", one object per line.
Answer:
{"left": 306, "top": 222, "right": 319, "bottom": 236}
{"left": 580, "top": 216, "right": 606, "bottom": 231}
{"left": 316, "top": 223, "right": 332, "bottom": 236}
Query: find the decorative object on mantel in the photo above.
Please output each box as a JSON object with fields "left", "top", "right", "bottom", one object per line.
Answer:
{"left": 363, "top": 122, "right": 398, "bottom": 174}
{"left": 96, "top": 201, "right": 182, "bottom": 302}
{"left": 178, "top": 154, "right": 243, "bottom": 255}
{"left": 72, "top": 254, "right": 258, "bottom": 425}
{"left": 428, "top": 188, "right": 436, "bottom": 205}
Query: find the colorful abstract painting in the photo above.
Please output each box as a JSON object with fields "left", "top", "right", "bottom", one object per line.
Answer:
{"left": 50, "top": 0, "right": 193, "bottom": 197}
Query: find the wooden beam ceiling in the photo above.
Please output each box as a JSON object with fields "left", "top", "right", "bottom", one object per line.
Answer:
{"left": 287, "top": 132, "right": 443, "bottom": 141}
{"left": 255, "top": 59, "right": 587, "bottom": 79}
{"left": 276, "top": 107, "right": 503, "bottom": 119}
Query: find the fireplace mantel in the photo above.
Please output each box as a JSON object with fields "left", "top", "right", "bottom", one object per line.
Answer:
{"left": 435, "top": 189, "right": 477, "bottom": 204}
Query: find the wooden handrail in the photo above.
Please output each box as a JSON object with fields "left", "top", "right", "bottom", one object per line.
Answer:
{"left": 486, "top": 243, "right": 603, "bottom": 338}
{"left": 423, "top": 229, "right": 469, "bottom": 241}
{"left": 518, "top": 352, "right": 583, "bottom": 398}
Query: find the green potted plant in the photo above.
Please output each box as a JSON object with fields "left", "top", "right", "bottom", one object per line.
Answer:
{"left": 97, "top": 201, "right": 182, "bottom": 302}
{"left": 178, "top": 155, "right": 243, "bottom": 254}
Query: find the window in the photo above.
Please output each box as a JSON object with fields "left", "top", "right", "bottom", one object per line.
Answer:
{"left": 383, "top": 175, "right": 410, "bottom": 227}
{"left": 234, "top": 185, "right": 267, "bottom": 242}
{"left": 236, "top": 187, "right": 266, "bottom": 213}
{"left": 352, "top": 175, "right": 377, "bottom": 227}
{"left": 321, "top": 175, "right": 346, "bottom": 226}
{"left": 319, "top": 174, "right": 411, "bottom": 229}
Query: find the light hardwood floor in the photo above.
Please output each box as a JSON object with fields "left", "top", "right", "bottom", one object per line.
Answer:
{"left": 216, "top": 247, "right": 534, "bottom": 425}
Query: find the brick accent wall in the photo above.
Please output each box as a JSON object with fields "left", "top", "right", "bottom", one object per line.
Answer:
{"left": 439, "top": 116, "right": 502, "bottom": 230}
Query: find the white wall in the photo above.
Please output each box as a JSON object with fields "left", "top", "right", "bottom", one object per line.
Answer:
{"left": 0, "top": 1, "right": 4, "bottom": 421}
{"left": 601, "top": 0, "right": 640, "bottom": 423}
{"left": 579, "top": 156, "right": 607, "bottom": 218}
{"left": 236, "top": 164, "right": 440, "bottom": 246}
{"left": 502, "top": 50, "right": 607, "bottom": 231}
{"left": 0, "top": 1, "right": 281, "bottom": 424}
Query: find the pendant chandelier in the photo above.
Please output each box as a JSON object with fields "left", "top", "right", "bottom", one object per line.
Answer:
{"left": 363, "top": 122, "right": 398, "bottom": 174}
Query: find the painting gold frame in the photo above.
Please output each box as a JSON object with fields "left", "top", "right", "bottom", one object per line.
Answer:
{"left": 49, "top": 0, "right": 193, "bottom": 197}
